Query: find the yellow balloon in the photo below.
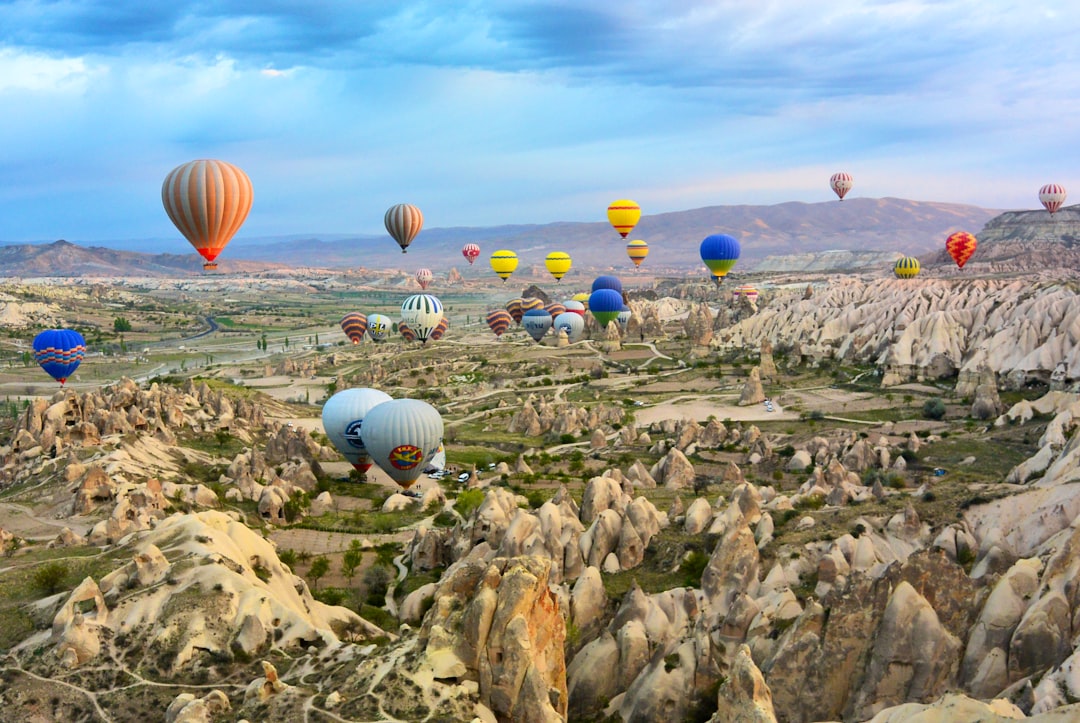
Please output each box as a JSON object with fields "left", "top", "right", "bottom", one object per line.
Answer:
{"left": 607, "top": 199, "right": 641, "bottom": 238}
{"left": 545, "top": 251, "right": 572, "bottom": 281}
{"left": 490, "top": 249, "right": 519, "bottom": 282}
{"left": 894, "top": 256, "right": 921, "bottom": 279}
{"left": 572, "top": 291, "right": 590, "bottom": 310}
{"left": 626, "top": 239, "right": 649, "bottom": 267}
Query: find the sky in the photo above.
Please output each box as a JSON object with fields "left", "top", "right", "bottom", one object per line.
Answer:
{"left": 1, "top": 0, "right": 1079, "bottom": 245}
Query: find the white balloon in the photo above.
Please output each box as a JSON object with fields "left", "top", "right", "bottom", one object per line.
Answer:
{"left": 321, "top": 388, "right": 393, "bottom": 472}
{"left": 400, "top": 294, "right": 444, "bottom": 343}
{"left": 367, "top": 313, "right": 393, "bottom": 341}
{"left": 553, "top": 312, "right": 584, "bottom": 342}
{"left": 361, "top": 398, "right": 444, "bottom": 488}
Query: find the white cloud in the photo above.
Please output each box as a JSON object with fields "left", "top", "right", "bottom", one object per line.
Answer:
{"left": 0, "top": 48, "right": 100, "bottom": 93}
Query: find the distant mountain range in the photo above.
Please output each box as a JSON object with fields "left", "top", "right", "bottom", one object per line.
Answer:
{"left": 0, "top": 198, "right": 1005, "bottom": 277}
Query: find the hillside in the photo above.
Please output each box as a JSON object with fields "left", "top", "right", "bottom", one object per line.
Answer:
{"left": 226, "top": 197, "right": 1000, "bottom": 271}
{"left": 0, "top": 240, "right": 288, "bottom": 277}
{"left": 1, "top": 198, "right": 1000, "bottom": 277}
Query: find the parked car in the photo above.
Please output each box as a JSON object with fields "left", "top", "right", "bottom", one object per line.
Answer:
{"left": 457, "top": 472, "right": 471, "bottom": 483}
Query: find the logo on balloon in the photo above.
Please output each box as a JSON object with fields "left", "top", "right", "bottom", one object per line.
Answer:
{"left": 343, "top": 419, "right": 365, "bottom": 449}
{"left": 389, "top": 444, "right": 423, "bottom": 470}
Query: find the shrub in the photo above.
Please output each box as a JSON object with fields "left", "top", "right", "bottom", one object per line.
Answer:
{"left": 33, "top": 562, "right": 70, "bottom": 595}
{"left": 922, "top": 398, "right": 947, "bottom": 420}
{"left": 680, "top": 550, "right": 711, "bottom": 588}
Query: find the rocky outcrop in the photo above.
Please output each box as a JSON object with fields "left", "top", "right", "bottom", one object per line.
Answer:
{"left": 739, "top": 367, "right": 767, "bottom": 405}
{"left": 418, "top": 556, "right": 567, "bottom": 722}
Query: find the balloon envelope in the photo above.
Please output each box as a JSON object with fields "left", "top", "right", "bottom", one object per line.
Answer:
{"left": 321, "top": 388, "right": 393, "bottom": 472}
{"left": 415, "top": 268, "right": 433, "bottom": 290}
{"left": 520, "top": 298, "right": 545, "bottom": 314}
{"left": 362, "top": 399, "right": 444, "bottom": 488}
{"left": 429, "top": 316, "right": 450, "bottom": 341}
{"left": 626, "top": 239, "right": 649, "bottom": 267}
{"left": 545, "top": 303, "right": 566, "bottom": 318}
{"left": 490, "top": 250, "right": 518, "bottom": 282}
{"left": 486, "top": 309, "right": 512, "bottom": 337}
{"left": 367, "top": 314, "right": 393, "bottom": 341}
{"left": 522, "top": 308, "right": 553, "bottom": 342}
{"left": 553, "top": 312, "right": 585, "bottom": 342}
{"left": 589, "top": 288, "right": 623, "bottom": 328}
{"left": 700, "top": 234, "right": 741, "bottom": 283}
{"left": 894, "top": 256, "right": 921, "bottom": 279}
{"left": 545, "top": 251, "right": 572, "bottom": 281}
{"left": 563, "top": 300, "right": 585, "bottom": 317}
{"left": 617, "top": 306, "right": 632, "bottom": 329}
{"left": 400, "top": 294, "right": 444, "bottom": 344}
{"left": 162, "top": 159, "right": 252, "bottom": 270}
{"left": 945, "top": 232, "right": 977, "bottom": 269}
{"left": 830, "top": 172, "right": 853, "bottom": 200}
{"left": 462, "top": 243, "right": 480, "bottom": 265}
{"left": 1039, "top": 184, "right": 1067, "bottom": 214}
{"left": 591, "top": 275, "right": 623, "bottom": 294}
{"left": 607, "top": 199, "right": 641, "bottom": 238}
{"left": 505, "top": 298, "right": 524, "bottom": 325}
{"left": 340, "top": 312, "right": 369, "bottom": 344}
{"left": 398, "top": 322, "right": 418, "bottom": 342}
{"left": 385, "top": 204, "right": 423, "bottom": 253}
{"left": 33, "top": 329, "right": 85, "bottom": 385}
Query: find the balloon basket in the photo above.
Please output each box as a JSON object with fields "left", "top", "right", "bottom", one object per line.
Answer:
{"left": 203, "top": 262, "right": 218, "bottom": 270}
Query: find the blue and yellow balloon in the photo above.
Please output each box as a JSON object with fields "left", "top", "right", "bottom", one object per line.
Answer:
{"left": 700, "top": 234, "right": 741, "bottom": 285}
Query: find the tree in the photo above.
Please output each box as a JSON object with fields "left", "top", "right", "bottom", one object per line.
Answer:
{"left": 113, "top": 317, "right": 132, "bottom": 332}
{"left": 342, "top": 540, "right": 363, "bottom": 583}
{"left": 307, "top": 556, "right": 330, "bottom": 590}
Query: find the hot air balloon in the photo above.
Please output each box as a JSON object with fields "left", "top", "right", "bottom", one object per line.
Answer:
{"left": 545, "top": 302, "right": 566, "bottom": 318}
{"left": 367, "top": 313, "right": 393, "bottom": 341}
{"left": 385, "top": 203, "right": 423, "bottom": 253}
{"left": 700, "top": 234, "right": 741, "bottom": 284}
{"left": 361, "top": 398, "right": 444, "bottom": 489}
{"left": 607, "top": 199, "right": 641, "bottom": 238}
{"left": 340, "top": 312, "right": 369, "bottom": 344}
{"left": 398, "top": 322, "right": 418, "bottom": 342}
{"left": 894, "top": 256, "right": 921, "bottom": 279}
{"left": 462, "top": 243, "right": 480, "bottom": 265}
{"left": 490, "top": 250, "right": 518, "bottom": 282}
{"left": 572, "top": 292, "right": 590, "bottom": 310}
{"left": 321, "top": 388, "right": 393, "bottom": 473}
{"left": 32, "top": 329, "right": 85, "bottom": 385}
{"left": 553, "top": 312, "right": 584, "bottom": 342}
{"left": 161, "top": 159, "right": 253, "bottom": 270}
{"left": 563, "top": 300, "right": 585, "bottom": 317}
{"left": 732, "top": 285, "right": 759, "bottom": 304}
{"left": 400, "top": 294, "right": 444, "bottom": 344}
{"left": 415, "top": 268, "right": 433, "bottom": 290}
{"left": 506, "top": 298, "right": 524, "bottom": 325}
{"left": 1039, "top": 184, "right": 1067, "bottom": 214}
{"left": 518, "top": 296, "right": 544, "bottom": 313}
{"left": 591, "top": 275, "right": 623, "bottom": 294}
{"left": 522, "top": 308, "right": 553, "bottom": 342}
{"left": 486, "top": 309, "right": 512, "bottom": 337}
{"left": 945, "top": 232, "right": 978, "bottom": 269}
{"left": 545, "top": 252, "right": 572, "bottom": 282}
{"left": 429, "top": 316, "right": 450, "bottom": 341}
{"left": 367, "top": 314, "right": 393, "bottom": 342}
{"left": 617, "top": 306, "right": 632, "bottom": 330}
{"left": 589, "top": 289, "right": 623, "bottom": 328}
{"left": 626, "top": 239, "right": 649, "bottom": 268}
{"left": 830, "top": 172, "right": 853, "bottom": 201}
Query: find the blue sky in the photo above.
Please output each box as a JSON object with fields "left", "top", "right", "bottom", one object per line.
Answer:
{"left": 1, "top": 0, "right": 1078, "bottom": 243}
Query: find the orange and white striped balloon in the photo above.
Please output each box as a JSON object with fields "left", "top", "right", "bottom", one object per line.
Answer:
{"left": 162, "top": 159, "right": 253, "bottom": 270}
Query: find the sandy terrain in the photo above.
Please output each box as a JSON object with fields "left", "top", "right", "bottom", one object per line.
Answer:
{"left": 634, "top": 399, "right": 797, "bottom": 425}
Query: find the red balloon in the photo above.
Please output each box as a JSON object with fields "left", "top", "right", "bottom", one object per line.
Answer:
{"left": 945, "top": 232, "right": 977, "bottom": 269}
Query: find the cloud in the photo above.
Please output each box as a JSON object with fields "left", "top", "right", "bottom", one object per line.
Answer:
{"left": 2, "top": 1, "right": 1080, "bottom": 241}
